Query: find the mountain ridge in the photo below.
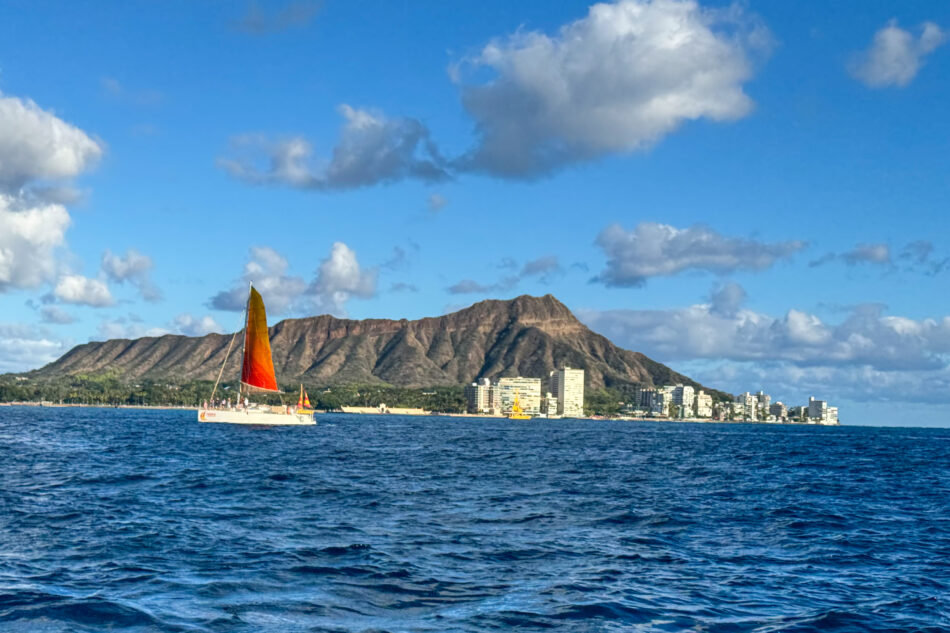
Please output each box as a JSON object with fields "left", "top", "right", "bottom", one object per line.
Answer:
{"left": 30, "top": 294, "right": 725, "bottom": 396}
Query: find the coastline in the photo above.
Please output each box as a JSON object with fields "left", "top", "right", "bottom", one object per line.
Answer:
{"left": 0, "top": 402, "right": 838, "bottom": 424}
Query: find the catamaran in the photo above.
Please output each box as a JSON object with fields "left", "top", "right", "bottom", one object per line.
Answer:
{"left": 198, "top": 284, "right": 315, "bottom": 425}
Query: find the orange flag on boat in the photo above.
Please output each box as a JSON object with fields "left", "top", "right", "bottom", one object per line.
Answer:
{"left": 240, "top": 286, "right": 279, "bottom": 392}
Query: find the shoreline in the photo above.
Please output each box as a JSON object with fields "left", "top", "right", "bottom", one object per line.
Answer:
{"left": 0, "top": 402, "right": 838, "bottom": 425}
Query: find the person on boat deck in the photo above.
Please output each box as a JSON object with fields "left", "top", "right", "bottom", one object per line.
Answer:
{"left": 244, "top": 396, "right": 249, "bottom": 409}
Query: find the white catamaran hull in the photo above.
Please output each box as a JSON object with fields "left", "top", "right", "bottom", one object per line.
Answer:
{"left": 198, "top": 409, "right": 315, "bottom": 425}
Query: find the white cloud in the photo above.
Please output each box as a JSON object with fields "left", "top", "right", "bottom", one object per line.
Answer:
{"left": 210, "top": 246, "right": 307, "bottom": 314}
{"left": 454, "top": 0, "right": 769, "bottom": 176}
{"left": 172, "top": 313, "right": 223, "bottom": 337}
{"left": 678, "top": 359, "right": 950, "bottom": 407}
{"left": 53, "top": 274, "right": 114, "bottom": 307}
{"left": 446, "top": 254, "right": 565, "bottom": 295}
{"left": 842, "top": 243, "right": 891, "bottom": 266}
{"left": 40, "top": 305, "right": 76, "bottom": 325}
{"left": 95, "top": 319, "right": 168, "bottom": 341}
{"left": 0, "top": 323, "right": 70, "bottom": 373}
{"left": 447, "top": 279, "right": 496, "bottom": 295}
{"left": 101, "top": 248, "right": 162, "bottom": 301}
{"left": 0, "top": 90, "right": 104, "bottom": 299}
{"left": 0, "top": 194, "right": 71, "bottom": 292}
{"left": 850, "top": 20, "right": 947, "bottom": 88}
{"left": 520, "top": 255, "right": 561, "bottom": 282}
{"left": 579, "top": 284, "right": 950, "bottom": 405}
{"left": 578, "top": 286, "right": 950, "bottom": 371}
{"left": 810, "top": 241, "right": 949, "bottom": 273}
{"left": 219, "top": 105, "right": 449, "bottom": 190}
{"left": 308, "top": 242, "right": 378, "bottom": 315}
{"left": 594, "top": 222, "right": 804, "bottom": 287}
{"left": 0, "top": 92, "right": 103, "bottom": 190}
{"left": 210, "top": 242, "right": 376, "bottom": 317}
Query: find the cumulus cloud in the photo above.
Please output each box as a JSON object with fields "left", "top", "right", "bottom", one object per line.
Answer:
{"left": 0, "top": 93, "right": 103, "bottom": 191}
{"left": 101, "top": 249, "right": 162, "bottom": 301}
{"left": 52, "top": 275, "right": 114, "bottom": 307}
{"left": 172, "top": 314, "right": 223, "bottom": 337}
{"left": 219, "top": 105, "right": 449, "bottom": 190}
{"left": 210, "top": 243, "right": 376, "bottom": 317}
{"left": 709, "top": 281, "right": 747, "bottom": 317}
{"left": 0, "top": 195, "right": 72, "bottom": 292}
{"left": 453, "top": 0, "right": 769, "bottom": 177}
{"left": 679, "top": 359, "right": 950, "bottom": 407}
{"left": 0, "top": 91, "right": 105, "bottom": 299}
{"left": 308, "top": 242, "right": 378, "bottom": 315}
{"left": 40, "top": 306, "right": 76, "bottom": 325}
{"left": 0, "top": 323, "right": 71, "bottom": 373}
{"left": 578, "top": 285, "right": 950, "bottom": 372}
{"left": 850, "top": 20, "right": 947, "bottom": 88}
{"left": 232, "top": 1, "right": 320, "bottom": 34}
{"left": 209, "top": 246, "right": 307, "bottom": 314}
{"left": 594, "top": 222, "right": 804, "bottom": 287}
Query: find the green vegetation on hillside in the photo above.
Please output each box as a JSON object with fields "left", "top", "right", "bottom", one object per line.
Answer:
{"left": 0, "top": 373, "right": 467, "bottom": 412}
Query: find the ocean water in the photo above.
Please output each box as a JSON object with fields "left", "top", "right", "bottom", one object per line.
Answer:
{"left": 0, "top": 408, "right": 947, "bottom": 633}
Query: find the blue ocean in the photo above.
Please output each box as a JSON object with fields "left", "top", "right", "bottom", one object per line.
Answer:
{"left": 0, "top": 407, "right": 947, "bottom": 632}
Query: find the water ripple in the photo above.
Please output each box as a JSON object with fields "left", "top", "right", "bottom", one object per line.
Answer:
{"left": 0, "top": 407, "right": 948, "bottom": 632}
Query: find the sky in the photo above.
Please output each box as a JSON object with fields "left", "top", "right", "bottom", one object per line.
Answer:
{"left": 0, "top": 0, "right": 948, "bottom": 426}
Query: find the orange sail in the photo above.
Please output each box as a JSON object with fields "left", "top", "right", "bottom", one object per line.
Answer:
{"left": 297, "top": 384, "right": 304, "bottom": 408}
{"left": 303, "top": 390, "right": 311, "bottom": 408}
{"left": 240, "top": 286, "right": 279, "bottom": 392}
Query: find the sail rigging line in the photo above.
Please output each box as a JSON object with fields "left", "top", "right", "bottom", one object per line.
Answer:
{"left": 210, "top": 329, "right": 239, "bottom": 404}
{"left": 210, "top": 282, "right": 251, "bottom": 404}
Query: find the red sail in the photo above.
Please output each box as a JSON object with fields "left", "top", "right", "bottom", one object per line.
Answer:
{"left": 240, "top": 286, "right": 279, "bottom": 392}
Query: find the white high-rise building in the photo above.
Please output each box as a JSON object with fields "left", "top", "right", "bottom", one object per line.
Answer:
{"left": 769, "top": 402, "right": 788, "bottom": 420}
{"left": 464, "top": 378, "right": 492, "bottom": 413}
{"left": 695, "top": 391, "right": 713, "bottom": 418}
{"left": 553, "top": 367, "right": 584, "bottom": 417}
{"left": 672, "top": 384, "right": 695, "bottom": 417}
{"left": 494, "top": 377, "right": 542, "bottom": 415}
{"left": 735, "top": 392, "right": 758, "bottom": 421}
{"left": 808, "top": 396, "right": 827, "bottom": 422}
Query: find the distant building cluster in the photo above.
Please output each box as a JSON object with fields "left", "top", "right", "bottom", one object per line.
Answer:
{"left": 465, "top": 367, "right": 585, "bottom": 418}
{"left": 622, "top": 386, "right": 840, "bottom": 425}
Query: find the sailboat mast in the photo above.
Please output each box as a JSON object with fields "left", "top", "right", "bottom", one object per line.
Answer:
{"left": 238, "top": 281, "right": 253, "bottom": 399}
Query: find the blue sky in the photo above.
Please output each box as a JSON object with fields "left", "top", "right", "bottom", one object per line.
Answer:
{"left": 1, "top": 0, "right": 948, "bottom": 426}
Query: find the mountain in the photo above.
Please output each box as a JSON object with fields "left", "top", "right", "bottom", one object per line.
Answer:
{"left": 30, "top": 294, "right": 722, "bottom": 395}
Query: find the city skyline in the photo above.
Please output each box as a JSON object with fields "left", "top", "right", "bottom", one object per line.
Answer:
{"left": 1, "top": 1, "right": 949, "bottom": 426}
